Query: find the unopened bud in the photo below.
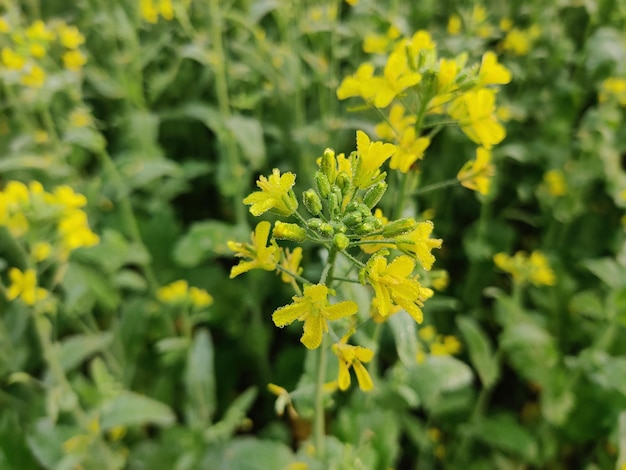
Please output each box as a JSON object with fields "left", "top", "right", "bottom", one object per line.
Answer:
{"left": 273, "top": 221, "right": 307, "bottom": 242}
{"left": 336, "top": 171, "right": 351, "bottom": 193}
{"left": 342, "top": 211, "right": 362, "bottom": 227}
{"left": 315, "top": 172, "right": 331, "bottom": 198}
{"left": 321, "top": 148, "right": 337, "bottom": 184}
{"left": 363, "top": 215, "right": 383, "bottom": 231}
{"left": 318, "top": 222, "right": 334, "bottom": 238}
{"left": 303, "top": 189, "right": 323, "bottom": 216}
{"left": 307, "top": 218, "right": 323, "bottom": 230}
{"left": 333, "top": 233, "right": 350, "bottom": 251}
{"left": 331, "top": 221, "right": 347, "bottom": 234}
{"left": 355, "top": 222, "right": 376, "bottom": 235}
{"left": 382, "top": 218, "right": 418, "bottom": 237}
{"left": 363, "top": 181, "right": 388, "bottom": 209}
{"left": 328, "top": 187, "right": 342, "bottom": 219}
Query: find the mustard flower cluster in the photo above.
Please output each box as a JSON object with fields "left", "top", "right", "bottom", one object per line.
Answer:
{"left": 493, "top": 250, "right": 556, "bottom": 287}
{"left": 229, "top": 130, "right": 444, "bottom": 391}
{"left": 337, "top": 28, "right": 510, "bottom": 195}
{"left": 1, "top": 181, "right": 99, "bottom": 307}
{"left": 140, "top": 0, "right": 175, "bottom": 24}
{"left": 156, "top": 279, "right": 214, "bottom": 310}
{"left": 0, "top": 17, "right": 87, "bottom": 90}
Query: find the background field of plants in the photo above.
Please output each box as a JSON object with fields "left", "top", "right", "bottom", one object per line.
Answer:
{"left": 1, "top": 0, "right": 626, "bottom": 469}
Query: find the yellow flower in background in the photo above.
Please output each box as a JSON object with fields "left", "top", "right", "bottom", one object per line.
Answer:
{"left": 336, "top": 63, "right": 375, "bottom": 101}
{"left": 365, "top": 253, "right": 433, "bottom": 322}
{"left": 25, "top": 20, "right": 54, "bottom": 42}
{"left": 501, "top": 28, "right": 531, "bottom": 56}
{"left": 332, "top": 335, "right": 374, "bottom": 391}
{"left": 227, "top": 221, "right": 279, "bottom": 278}
{"left": 478, "top": 52, "right": 511, "bottom": 86}
{"left": 448, "top": 88, "right": 506, "bottom": 148}
{"left": 353, "top": 130, "right": 396, "bottom": 189}
{"left": 430, "top": 335, "right": 462, "bottom": 356}
{"left": 53, "top": 185, "right": 88, "bottom": 209}
{"left": 58, "top": 210, "right": 100, "bottom": 251}
{"left": 0, "top": 16, "right": 10, "bottom": 33}
{"left": 396, "top": 221, "right": 443, "bottom": 270}
{"left": 407, "top": 30, "right": 436, "bottom": 57}
{"left": 188, "top": 286, "right": 213, "bottom": 308}
{"left": 32, "top": 241, "right": 52, "bottom": 262}
{"left": 375, "top": 104, "right": 416, "bottom": 141}
{"left": 363, "top": 26, "right": 400, "bottom": 54}
{"left": 62, "top": 50, "right": 86, "bottom": 71}
{"left": 599, "top": 77, "right": 626, "bottom": 106}
{"left": 500, "top": 17, "right": 513, "bottom": 32}
{"left": 543, "top": 169, "right": 567, "bottom": 197}
{"left": 6, "top": 268, "right": 47, "bottom": 306}
{"left": 272, "top": 284, "right": 358, "bottom": 349}
{"left": 437, "top": 57, "right": 460, "bottom": 93}
{"left": 389, "top": 128, "right": 430, "bottom": 173}
{"left": 2, "top": 47, "right": 25, "bottom": 70}
{"left": 494, "top": 250, "right": 555, "bottom": 286}
{"left": 279, "top": 247, "right": 303, "bottom": 283}
{"left": 140, "top": 0, "right": 159, "bottom": 23}
{"left": 69, "top": 108, "right": 94, "bottom": 128}
{"left": 447, "top": 14, "right": 462, "bottom": 35}
{"left": 20, "top": 64, "right": 46, "bottom": 88}
{"left": 457, "top": 146, "right": 495, "bottom": 195}
{"left": 157, "top": 279, "right": 189, "bottom": 304}
{"left": 58, "top": 24, "right": 85, "bottom": 49}
{"left": 159, "top": 0, "right": 175, "bottom": 20}
{"left": 243, "top": 169, "right": 298, "bottom": 217}
{"left": 471, "top": 5, "right": 487, "bottom": 24}
{"left": 29, "top": 44, "right": 46, "bottom": 58}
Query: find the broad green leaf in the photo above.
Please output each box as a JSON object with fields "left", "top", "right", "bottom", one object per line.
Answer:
{"left": 225, "top": 115, "right": 266, "bottom": 169}
{"left": 407, "top": 356, "right": 473, "bottom": 409}
{"left": 174, "top": 221, "right": 249, "bottom": 267}
{"left": 473, "top": 414, "right": 538, "bottom": 462}
{"left": 184, "top": 329, "right": 217, "bottom": 427}
{"left": 581, "top": 257, "right": 626, "bottom": 289}
{"left": 457, "top": 316, "right": 499, "bottom": 388}
{"left": 388, "top": 311, "right": 418, "bottom": 367}
{"left": 59, "top": 333, "right": 114, "bottom": 372}
{"left": 568, "top": 290, "right": 605, "bottom": 319}
{"left": 201, "top": 437, "right": 293, "bottom": 470}
{"left": 100, "top": 391, "right": 176, "bottom": 430}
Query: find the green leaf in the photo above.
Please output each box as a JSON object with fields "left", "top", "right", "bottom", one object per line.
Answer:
{"left": 225, "top": 115, "right": 266, "bottom": 170}
{"left": 185, "top": 329, "right": 217, "bottom": 427}
{"left": 473, "top": 414, "right": 538, "bottom": 462}
{"left": 388, "top": 311, "right": 418, "bottom": 367}
{"left": 204, "top": 387, "right": 257, "bottom": 443}
{"left": 568, "top": 290, "right": 605, "bottom": 319}
{"left": 59, "top": 332, "right": 114, "bottom": 372}
{"left": 457, "top": 316, "right": 499, "bottom": 388}
{"left": 201, "top": 437, "right": 293, "bottom": 470}
{"left": 407, "top": 356, "right": 473, "bottom": 409}
{"left": 174, "top": 221, "right": 249, "bottom": 267}
{"left": 581, "top": 257, "right": 626, "bottom": 289}
{"left": 100, "top": 391, "right": 176, "bottom": 430}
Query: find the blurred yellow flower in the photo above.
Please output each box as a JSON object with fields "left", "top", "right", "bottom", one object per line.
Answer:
{"left": 58, "top": 24, "right": 85, "bottom": 49}
{"left": 502, "top": 28, "right": 531, "bottom": 56}
{"left": 69, "top": 108, "right": 94, "bottom": 128}
{"left": 29, "top": 44, "right": 46, "bottom": 58}
{"left": 449, "top": 89, "right": 506, "bottom": 149}
{"left": 272, "top": 284, "right": 358, "bottom": 349}
{"left": 478, "top": 51, "right": 511, "bottom": 86}
{"left": 26, "top": 20, "right": 55, "bottom": 42}
{"left": 599, "top": 77, "right": 626, "bottom": 106}
{"left": 1, "top": 47, "right": 25, "bottom": 70}
{"left": 494, "top": 250, "right": 555, "bottom": 286}
{"left": 389, "top": 128, "right": 431, "bottom": 173}
{"left": 500, "top": 17, "right": 513, "bottom": 32}
{"left": 353, "top": 130, "right": 396, "bottom": 189}
{"left": 457, "top": 146, "right": 495, "bottom": 195}
{"left": 332, "top": 337, "right": 374, "bottom": 391}
{"left": 32, "top": 241, "right": 52, "bottom": 262}
{"left": 0, "top": 16, "right": 10, "bottom": 33}
{"left": 447, "top": 14, "right": 462, "bottom": 35}
{"left": 543, "top": 169, "right": 567, "bottom": 197}
{"left": 20, "top": 64, "right": 46, "bottom": 88}
{"left": 396, "top": 221, "right": 443, "bottom": 270}
{"left": 375, "top": 104, "right": 416, "bottom": 141}
{"left": 337, "top": 63, "right": 375, "bottom": 101}
{"left": 6, "top": 268, "right": 47, "bottom": 306}
{"left": 157, "top": 280, "right": 189, "bottom": 303}
{"left": 58, "top": 210, "right": 99, "bottom": 251}
{"left": 189, "top": 286, "right": 213, "bottom": 308}
{"left": 62, "top": 50, "right": 86, "bottom": 71}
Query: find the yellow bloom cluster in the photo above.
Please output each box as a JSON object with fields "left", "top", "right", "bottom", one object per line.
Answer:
{"left": 500, "top": 25, "right": 541, "bottom": 57}
{"left": 416, "top": 325, "right": 462, "bottom": 363}
{"left": 0, "top": 180, "right": 99, "bottom": 260}
{"left": 156, "top": 279, "right": 214, "bottom": 309}
{"left": 6, "top": 268, "right": 48, "bottom": 306}
{"left": 494, "top": 250, "right": 556, "bottom": 287}
{"left": 140, "top": 0, "right": 175, "bottom": 24}
{"left": 598, "top": 77, "right": 626, "bottom": 107}
{"left": 0, "top": 18, "right": 87, "bottom": 89}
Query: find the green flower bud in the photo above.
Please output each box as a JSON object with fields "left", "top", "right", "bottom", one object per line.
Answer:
{"left": 363, "top": 181, "right": 388, "bottom": 209}
{"left": 363, "top": 215, "right": 383, "bottom": 231}
{"left": 328, "top": 187, "right": 342, "bottom": 219}
{"left": 315, "top": 172, "right": 331, "bottom": 198}
{"left": 331, "top": 221, "right": 347, "bottom": 234}
{"left": 342, "top": 211, "right": 363, "bottom": 227}
{"left": 318, "top": 222, "right": 334, "bottom": 238}
{"left": 273, "top": 221, "right": 307, "bottom": 242}
{"left": 303, "top": 189, "right": 323, "bottom": 216}
{"left": 345, "top": 201, "right": 360, "bottom": 213}
{"left": 307, "top": 218, "right": 323, "bottom": 230}
{"left": 336, "top": 171, "right": 351, "bottom": 193}
{"left": 333, "top": 233, "right": 350, "bottom": 251}
{"left": 382, "top": 217, "right": 418, "bottom": 237}
{"left": 321, "top": 148, "right": 337, "bottom": 184}
{"left": 357, "top": 203, "right": 372, "bottom": 217}
{"left": 355, "top": 222, "right": 376, "bottom": 235}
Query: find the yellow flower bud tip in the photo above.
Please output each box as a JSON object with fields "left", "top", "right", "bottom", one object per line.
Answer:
{"left": 267, "top": 383, "right": 288, "bottom": 396}
{"left": 273, "top": 221, "right": 307, "bottom": 242}
{"left": 333, "top": 233, "right": 350, "bottom": 251}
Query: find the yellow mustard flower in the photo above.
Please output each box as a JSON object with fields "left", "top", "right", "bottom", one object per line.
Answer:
{"left": 53, "top": 185, "right": 88, "bottom": 209}
{"left": 478, "top": 51, "right": 511, "bottom": 86}
{"left": 389, "top": 128, "right": 431, "bottom": 173}
{"left": 227, "top": 221, "right": 279, "bottom": 278}
{"left": 448, "top": 89, "right": 506, "bottom": 149}
{"left": 447, "top": 14, "right": 462, "bottom": 35}
{"left": 140, "top": 0, "right": 159, "bottom": 23}
{"left": 430, "top": 270, "right": 449, "bottom": 291}
{"left": 1, "top": 47, "right": 25, "bottom": 70}
{"left": 157, "top": 279, "right": 189, "bottom": 303}
{"left": 243, "top": 169, "right": 298, "bottom": 217}
{"left": 457, "top": 146, "right": 495, "bottom": 195}
{"left": 29, "top": 44, "right": 46, "bottom": 58}
{"left": 430, "top": 335, "right": 462, "bottom": 355}
{"left": 375, "top": 103, "right": 416, "bottom": 141}
{"left": 362, "top": 45, "right": 422, "bottom": 108}
{"left": 396, "top": 221, "right": 443, "bottom": 270}
{"left": 69, "top": 108, "right": 94, "bottom": 128}
{"left": 472, "top": 5, "right": 487, "bottom": 24}
{"left": 501, "top": 28, "right": 531, "bottom": 56}
{"left": 32, "top": 241, "right": 52, "bottom": 262}
{"left": 353, "top": 130, "right": 396, "bottom": 189}
{"left": 336, "top": 63, "right": 375, "bottom": 101}
{"left": 418, "top": 324, "right": 436, "bottom": 341}
{"left": 58, "top": 210, "right": 99, "bottom": 252}
{"left": 363, "top": 25, "right": 400, "bottom": 54}
{"left": 34, "top": 130, "right": 49, "bottom": 144}
{"left": 189, "top": 286, "right": 213, "bottom": 308}
{"left": 528, "top": 251, "right": 555, "bottom": 286}
{"left": 364, "top": 253, "right": 434, "bottom": 322}
{"left": 332, "top": 336, "right": 374, "bottom": 391}
{"left": 543, "top": 169, "right": 567, "bottom": 197}
{"left": 58, "top": 24, "right": 85, "bottom": 49}
{"left": 437, "top": 57, "right": 460, "bottom": 93}
{"left": 272, "top": 284, "right": 358, "bottom": 349}
{"left": 407, "top": 30, "right": 436, "bottom": 57}
{"left": 0, "top": 16, "right": 10, "bottom": 33}
{"left": 20, "top": 64, "right": 46, "bottom": 88}
{"left": 159, "top": 0, "right": 174, "bottom": 20}
{"left": 599, "top": 77, "right": 626, "bottom": 106}
{"left": 279, "top": 247, "right": 303, "bottom": 283}
{"left": 494, "top": 250, "right": 555, "bottom": 286}
{"left": 6, "top": 268, "right": 47, "bottom": 306}
{"left": 25, "top": 20, "right": 54, "bottom": 42}
{"left": 500, "top": 17, "right": 513, "bottom": 32}
{"left": 62, "top": 50, "right": 86, "bottom": 71}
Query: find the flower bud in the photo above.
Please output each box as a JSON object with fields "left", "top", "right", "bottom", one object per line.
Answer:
{"left": 315, "top": 172, "right": 331, "bottom": 198}
{"left": 342, "top": 211, "right": 362, "bottom": 227}
{"left": 273, "top": 221, "right": 307, "bottom": 242}
{"left": 336, "top": 171, "right": 351, "bottom": 193}
{"left": 317, "top": 222, "right": 334, "bottom": 238}
{"left": 307, "top": 218, "right": 323, "bottom": 230}
{"left": 355, "top": 222, "right": 376, "bottom": 235}
{"left": 328, "top": 187, "right": 342, "bottom": 219}
{"left": 333, "top": 233, "right": 350, "bottom": 251}
{"left": 320, "top": 148, "right": 337, "bottom": 184}
{"left": 363, "top": 215, "right": 383, "bottom": 231}
{"left": 331, "top": 221, "right": 347, "bottom": 234}
{"left": 363, "top": 181, "right": 388, "bottom": 209}
{"left": 382, "top": 217, "right": 418, "bottom": 237}
{"left": 345, "top": 201, "right": 360, "bottom": 213}
{"left": 302, "top": 189, "right": 323, "bottom": 216}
